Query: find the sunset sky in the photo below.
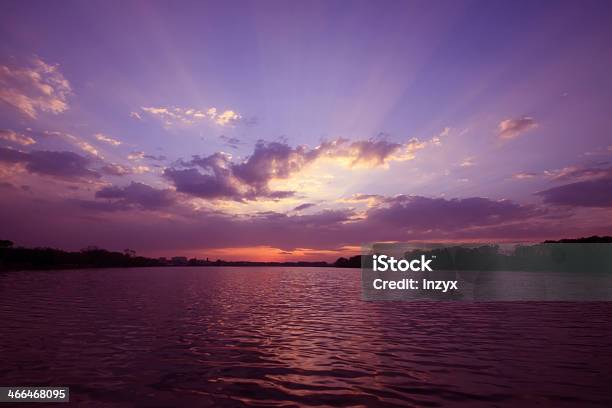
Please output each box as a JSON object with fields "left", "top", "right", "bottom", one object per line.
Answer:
{"left": 1, "top": 0, "right": 611, "bottom": 261}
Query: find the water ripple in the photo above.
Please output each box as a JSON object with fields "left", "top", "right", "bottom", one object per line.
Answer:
{"left": 1, "top": 267, "right": 611, "bottom": 406}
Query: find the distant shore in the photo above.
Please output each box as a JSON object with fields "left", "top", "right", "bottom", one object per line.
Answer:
{"left": 1, "top": 236, "right": 610, "bottom": 272}
{"left": 0, "top": 239, "right": 358, "bottom": 272}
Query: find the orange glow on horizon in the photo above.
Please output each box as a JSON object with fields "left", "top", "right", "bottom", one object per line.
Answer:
{"left": 151, "top": 245, "right": 362, "bottom": 263}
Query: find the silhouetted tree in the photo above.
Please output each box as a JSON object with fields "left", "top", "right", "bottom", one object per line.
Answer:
{"left": 0, "top": 240, "right": 14, "bottom": 248}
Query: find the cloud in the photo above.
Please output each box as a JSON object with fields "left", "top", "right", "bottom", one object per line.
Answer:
{"left": 220, "top": 135, "right": 241, "bottom": 149}
{"left": 129, "top": 111, "right": 142, "bottom": 120}
{"left": 95, "top": 133, "right": 121, "bottom": 146}
{"left": 583, "top": 145, "right": 612, "bottom": 157}
{"left": 64, "top": 134, "right": 102, "bottom": 158}
{"left": 498, "top": 116, "right": 537, "bottom": 140}
{"left": 124, "top": 198, "right": 608, "bottom": 248}
{"left": 438, "top": 127, "right": 450, "bottom": 138}
{"left": 512, "top": 165, "right": 612, "bottom": 182}
{"left": 512, "top": 172, "right": 538, "bottom": 180}
{"left": 459, "top": 157, "right": 475, "bottom": 167}
{"left": 44, "top": 130, "right": 103, "bottom": 158}
{"left": 0, "top": 56, "right": 71, "bottom": 119}
{"left": 347, "top": 194, "right": 385, "bottom": 202}
{"left": 128, "top": 151, "right": 145, "bottom": 160}
{"left": 165, "top": 145, "right": 300, "bottom": 201}
{"left": 365, "top": 195, "right": 540, "bottom": 232}
{"left": 231, "top": 141, "right": 316, "bottom": 187}
{"left": 100, "top": 163, "right": 132, "bottom": 176}
{"left": 340, "top": 193, "right": 386, "bottom": 207}
{"left": 91, "top": 182, "right": 175, "bottom": 210}
{"left": 164, "top": 166, "right": 264, "bottom": 200}
{"left": 0, "top": 147, "right": 99, "bottom": 180}
{"left": 544, "top": 165, "right": 612, "bottom": 182}
{"left": 536, "top": 178, "right": 612, "bottom": 207}
{"left": 315, "top": 137, "right": 426, "bottom": 167}
{"left": 293, "top": 203, "right": 316, "bottom": 211}
{"left": 165, "top": 138, "right": 427, "bottom": 201}
{"left": 431, "top": 127, "right": 449, "bottom": 146}
{"left": 352, "top": 194, "right": 384, "bottom": 200}
{"left": 207, "top": 107, "right": 241, "bottom": 126}
{"left": 0, "top": 147, "right": 27, "bottom": 163}
{"left": 132, "top": 165, "right": 151, "bottom": 174}
{"left": 5, "top": 190, "right": 570, "bottom": 256}
{"left": 0, "top": 181, "right": 17, "bottom": 190}
{"left": 140, "top": 106, "right": 245, "bottom": 127}
{"left": 143, "top": 154, "right": 166, "bottom": 161}
{"left": 0, "top": 129, "right": 36, "bottom": 146}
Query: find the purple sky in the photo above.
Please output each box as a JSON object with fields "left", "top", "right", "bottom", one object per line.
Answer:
{"left": 1, "top": 0, "right": 611, "bottom": 260}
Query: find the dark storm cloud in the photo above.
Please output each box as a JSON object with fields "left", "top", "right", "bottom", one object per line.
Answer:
{"left": 0, "top": 147, "right": 99, "bottom": 179}
{"left": 536, "top": 178, "right": 612, "bottom": 207}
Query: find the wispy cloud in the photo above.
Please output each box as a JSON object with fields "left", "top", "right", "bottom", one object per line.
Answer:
{"left": 512, "top": 172, "right": 538, "bottom": 180}
{"left": 459, "top": 157, "right": 476, "bottom": 167}
{"left": 206, "top": 107, "right": 241, "bottom": 126}
{"left": 430, "top": 127, "right": 449, "bottom": 146}
{"left": 0, "top": 129, "right": 36, "bottom": 146}
{"left": 100, "top": 163, "right": 132, "bottom": 176}
{"left": 220, "top": 135, "right": 242, "bottom": 149}
{"left": 498, "top": 116, "right": 537, "bottom": 140}
{"left": 132, "top": 165, "right": 151, "bottom": 174}
{"left": 42, "top": 130, "right": 103, "bottom": 158}
{"left": 0, "top": 56, "right": 71, "bottom": 119}
{"left": 140, "top": 106, "right": 245, "bottom": 127}
{"left": 64, "top": 133, "right": 102, "bottom": 158}
{"left": 544, "top": 165, "right": 612, "bottom": 182}
{"left": 128, "top": 151, "right": 145, "bottom": 161}
{"left": 95, "top": 133, "right": 121, "bottom": 146}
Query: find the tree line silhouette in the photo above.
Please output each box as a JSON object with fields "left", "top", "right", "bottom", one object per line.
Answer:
{"left": 0, "top": 240, "right": 327, "bottom": 271}
{"left": 1, "top": 236, "right": 611, "bottom": 272}
{"left": 335, "top": 236, "right": 612, "bottom": 271}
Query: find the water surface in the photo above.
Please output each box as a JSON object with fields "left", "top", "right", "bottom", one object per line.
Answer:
{"left": 1, "top": 267, "right": 611, "bottom": 406}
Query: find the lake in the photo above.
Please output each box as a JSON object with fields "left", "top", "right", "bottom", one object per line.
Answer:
{"left": 1, "top": 267, "right": 611, "bottom": 406}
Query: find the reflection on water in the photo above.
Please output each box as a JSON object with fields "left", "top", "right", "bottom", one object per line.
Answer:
{"left": 1, "top": 267, "right": 611, "bottom": 406}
